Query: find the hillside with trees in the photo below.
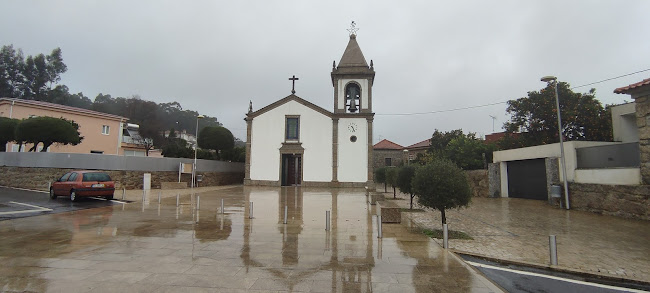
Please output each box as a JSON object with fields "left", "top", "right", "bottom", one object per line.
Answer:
{"left": 0, "top": 45, "right": 238, "bottom": 159}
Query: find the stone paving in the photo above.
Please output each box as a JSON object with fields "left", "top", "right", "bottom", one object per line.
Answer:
{"left": 0, "top": 186, "right": 502, "bottom": 292}
{"left": 384, "top": 189, "right": 650, "bottom": 283}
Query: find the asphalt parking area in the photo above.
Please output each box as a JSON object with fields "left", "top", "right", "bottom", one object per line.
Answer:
{"left": 0, "top": 186, "right": 125, "bottom": 220}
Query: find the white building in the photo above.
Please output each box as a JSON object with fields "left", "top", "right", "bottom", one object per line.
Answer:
{"left": 244, "top": 33, "right": 375, "bottom": 187}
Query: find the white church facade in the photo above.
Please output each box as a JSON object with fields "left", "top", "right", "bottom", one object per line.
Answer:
{"left": 244, "top": 33, "right": 375, "bottom": 187}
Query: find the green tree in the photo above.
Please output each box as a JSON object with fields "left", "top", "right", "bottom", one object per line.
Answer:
{"left": 161, "top": 137, "right": 193, "bottom": 158}
{"left": 197, "top": 126, "right": 234, "bottom": 160}
{"left": 375, "top": 167, "right": 387, "bottom": 192}
{"left": 0, "top": 117, "right": 20, "bottom": 151}
{"left": 385, "top": 167, "right": 399, "bottom": 198}
{"left": 396, "top": 165, "right": 417, "bottom": 209}
{"left": 15, "top": 117, "right": 83, "bottom": 151}
{"left": 445, "top": 136, "right": 495, "bottom": 170}
{"left": 221, "top": 146, "right": 245, "bottom": 162}
{"left": 503, "top": 82, "right": 612, "bottom": 148}
{"left": 412, "top": 159, "right": 471, "bottom": 226}
{"left": 0, "top": 45, "right": 25, "bottom": 98}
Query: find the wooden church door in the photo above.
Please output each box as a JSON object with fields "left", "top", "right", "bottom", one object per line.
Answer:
{"left": 282, "top": 154, "right": 302, "bottom": 186}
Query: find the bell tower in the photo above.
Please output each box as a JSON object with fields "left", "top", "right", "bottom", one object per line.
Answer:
{"left": 331, "top": 32, "right": 375, "bottom": 114}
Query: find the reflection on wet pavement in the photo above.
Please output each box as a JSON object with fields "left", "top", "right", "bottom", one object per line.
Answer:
{"left": 0, "top": 186, "right": 501, "bottom": 292}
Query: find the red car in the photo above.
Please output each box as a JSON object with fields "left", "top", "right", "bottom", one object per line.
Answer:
{"left": 50, "top": 171, "right": 115, "bottom": 201}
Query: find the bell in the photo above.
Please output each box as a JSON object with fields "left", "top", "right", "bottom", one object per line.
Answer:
{"left": 348, "top": 96, "right": 358, "bottom": 113}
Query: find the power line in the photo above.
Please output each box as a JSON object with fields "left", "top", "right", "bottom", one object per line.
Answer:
{"left": 376, "top": 68, "right": 650, "bottom": 116}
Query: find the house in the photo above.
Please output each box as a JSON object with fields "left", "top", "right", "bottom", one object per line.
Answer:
{"left": 404, "top": 138, "right": 431, "bottom": 160}
{"left": 244, "top": 32, "right": 375, "bottom": 187}
{"left": 0, "top": 98, "right": 126, "bottom": 155}
{"left": 373, "top": 139, "right": 404, "bottom": 168}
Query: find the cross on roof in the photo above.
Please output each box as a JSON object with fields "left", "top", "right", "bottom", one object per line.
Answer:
{"left": 289, "top": 75, "right": 299, "bottom": 94}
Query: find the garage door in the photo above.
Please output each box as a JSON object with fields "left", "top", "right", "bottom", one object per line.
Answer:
{"left": 507, "top": 159, "right": 547, "bottom": 200}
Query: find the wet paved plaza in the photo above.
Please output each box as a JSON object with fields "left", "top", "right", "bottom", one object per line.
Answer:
{"left": 0, "top": 186, "right": 501, "bottom": 292}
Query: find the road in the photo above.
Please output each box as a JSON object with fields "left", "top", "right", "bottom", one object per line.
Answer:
{"left": 0, "top": 186, "right": 123, "bottom": 220}
{"left": 461, "top": 254, "right": 650, "bottom": 293}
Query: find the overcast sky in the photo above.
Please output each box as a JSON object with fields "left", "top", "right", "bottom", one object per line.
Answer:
{"left": 2, "top": 1, "right": 649, "bottom": 146}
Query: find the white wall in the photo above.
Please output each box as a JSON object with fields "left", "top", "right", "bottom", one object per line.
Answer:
{"left": 249, "top": 100, "right": 333, "bottom": 182}
{"left": 611, "top": 103, "right": 638, "bottom": 143}
{"left": 337, "top": 79, "right": 369, "bottom": 111}
{"left": 493, "top": 141, "right": 621, "bottom": 182}
{"left": 337, "top": 117, "right": 368, "bottom": 182}
{"left": 574, "top": 168, "right": 641, "bottom": 185}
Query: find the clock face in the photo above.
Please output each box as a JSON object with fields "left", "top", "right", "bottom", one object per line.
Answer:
{"left": 348, "top": 123, "right": 357, "bottom": 132}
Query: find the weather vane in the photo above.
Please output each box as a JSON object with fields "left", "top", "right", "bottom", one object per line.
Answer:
{"left": 347, "top": 21, "right": 359, "bottom": 36}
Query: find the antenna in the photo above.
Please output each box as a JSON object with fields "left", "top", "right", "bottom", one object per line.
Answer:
{"left": 489, "top": 115, "right": 497, "bottom": 132}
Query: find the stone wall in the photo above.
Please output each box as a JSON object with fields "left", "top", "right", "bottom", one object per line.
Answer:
{"left": 570, "top": 182, "right": 650, "bottom": 220}
{"left": 487, "top": 163, "right": 500, "bottom": 198}
{"left": 634, "top": 95, "right": 650, "bottom": 184}
{"left": 0, "top": 166, "right": 244, "bottom": 191}
{"left": 466, "top": 169, "right": 488, "bottom": 197}
{"left": 373, "top": 149, "right": 404, "bottom": 169}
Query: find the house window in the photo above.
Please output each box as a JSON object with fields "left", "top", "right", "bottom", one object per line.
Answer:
{"left": 102, "top": 125, "right": 110, "bottom": 135}
{"left": 90, "top": 150, "right": 104, "bottom": 154}
{"left": 385, "top": 158, "right": 392, "bottom": 166}
{"left": 285, "top": 117, "right": 299, "bottom": 141}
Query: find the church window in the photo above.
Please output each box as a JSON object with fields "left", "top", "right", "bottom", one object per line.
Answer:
{"left": 285, "top": 117, "right": 299, "bottom": 141}
{"left": 345, "top": 83, "right": 361, "bottom": 113}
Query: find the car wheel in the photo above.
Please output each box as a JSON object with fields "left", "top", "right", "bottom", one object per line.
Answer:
{"left": 70, "top": 190, "right": 79, "bottom": 202}
{"left": 105, "top": 194, "right": 114, "bottom": 200}
{"left": 49, "top": 188, "right": 57, "bottom": 199}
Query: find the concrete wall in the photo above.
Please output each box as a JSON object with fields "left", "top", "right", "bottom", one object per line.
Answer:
{"left": 0, "top": 166, "right": 243, "bottom": 191}
{"left": 0, "top": 152, "right": 244, "bottom": 172}
{"left": 570, "top": 182, "right": 650, "bottom": 220}
{"left": 337, "top": 117, "right": 368, "bottom": 182}
{"left": 574, "top": 168, "right": 641, "bottom": 185}
{"left": 249, "top": 100, "right": 332, "bottom": 182}
{"left": 611, "top": 102, "right": 639, "bottom": 143}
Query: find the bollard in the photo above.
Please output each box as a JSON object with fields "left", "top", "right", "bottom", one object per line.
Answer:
{"left": 158, "top": 191, "right": 161, "bottom": 204}
{"left": 196, "top": 210, "right": 200, "bottom": 223}
{"left": 196, "top": 195, "right": 200, "bottom": 210}
{"left": 176, "top": 194, "right": 180, "bottom": 207}
{"left": 221, "top": 198, "right": 225, "bottom": 214}
{"left": 284, "top": 205, "right": 288, "bottom": 224}
{"left": 142, "top": 190, "right": 146, "bottom": 203}
{"left": 443, "top": 224, "right": 449, "bottom": 249}
{"left": 325, "top": 210, "right": 330, "bottom": 231}
{"left": 249, "top": 202, "right": 254, "bottom": 219}
{"left": 122, "top": 187, "right": 126, "bottom": 200}
{"left": 48, "top": 182, "right": 51, "bottom": 191}
{"left": 549, "top": 235, "right": 558, "bottom": 265}
{"left": 377, "top": 215, "right": 382, "bottom": 238}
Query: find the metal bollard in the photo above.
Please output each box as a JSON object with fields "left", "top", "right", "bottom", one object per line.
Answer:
{"left": 221, "top": 198, "right": 225, "bottom": 214}
{"left": 196, "top": 195, "right": 200, "bottom": 210}
{"left": 249, "top": 202, "right": 254, "bottom": 219}
{"left": 549, "top": 235, "right": 558, "bottom": 265}
{"left": 122, "top": 187, "right": 126, "bottom": 200}
{"left": 47, "top": 182, "right": 51, "bottom": 191}
{"left": 176, "top": 194, "right": 180, "bottom": 207}
{"left": 325, "top": 210, "right": 330, "bottom": 231}
{"left": 377, "top": 215, "right": 382, "bottom": 238}
{"left": 443, "top": 224, "right": 449, "bottom": 249}
{"left": 284, "top": 205, "right": 288, "bottom": 224}
{"left": 142, "top": 190, "right": 146, "bottom": 203}
{"left": 158, "top": 191, "right": 161, "bottom": 204}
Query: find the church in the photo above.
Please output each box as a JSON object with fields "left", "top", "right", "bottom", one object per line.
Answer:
{"left": 244, "top": 31, "right": 375, "bottom": 187}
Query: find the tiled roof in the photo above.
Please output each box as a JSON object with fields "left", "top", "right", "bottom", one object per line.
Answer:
{"left": 0, "top": 98, "right": 127, "bottom": 121}
{"left": 614, "top": 78, "right": 650, "bottom": 94}
{"left": 406, "top": 139, "right": 431, "bottom": 149}
{"left": 373, "top": 139, "right": 403, "bottom": 150}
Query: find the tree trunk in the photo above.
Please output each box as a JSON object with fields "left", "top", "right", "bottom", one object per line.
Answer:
{"left": 41, "top": 142, "right": 53, "bottom": 152}
{"left": 393, "top": 186, "right": 396, "bottom": 198}
{"left": 410, "top": 194, "right": 414, "bottom": 209}
{"left": 440, "top": 209, "right": 446, "bottom": 225}
{"left": 384, "top": 183, "right": 386, "bottom": 193}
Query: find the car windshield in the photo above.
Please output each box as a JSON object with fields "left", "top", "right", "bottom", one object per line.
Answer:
{"left": 82, "top": 172, "right": 112, "bottom": 182}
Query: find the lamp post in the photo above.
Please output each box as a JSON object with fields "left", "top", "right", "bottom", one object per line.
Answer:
{"left": 541, "top": 76, "right": 570, "bottom": 210}
{"left": 403, "top": 149, "right": 409, "bottom": 166}
{"left": 192, "top": 114, "right": 205, "bottom": 188}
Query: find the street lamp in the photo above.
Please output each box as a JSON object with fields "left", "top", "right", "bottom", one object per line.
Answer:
{"left": 541, "top": 76, "right": 570, "bottom": 210}
{"left": 192, "top": 114, "right": 205, "bottom": 188}
{"left": 403, "top": 149, "right": 409, "bottom": 166}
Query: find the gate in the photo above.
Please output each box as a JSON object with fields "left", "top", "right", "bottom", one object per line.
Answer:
{"left": 507, "top": 159, "right": 547, "bottom": 200}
